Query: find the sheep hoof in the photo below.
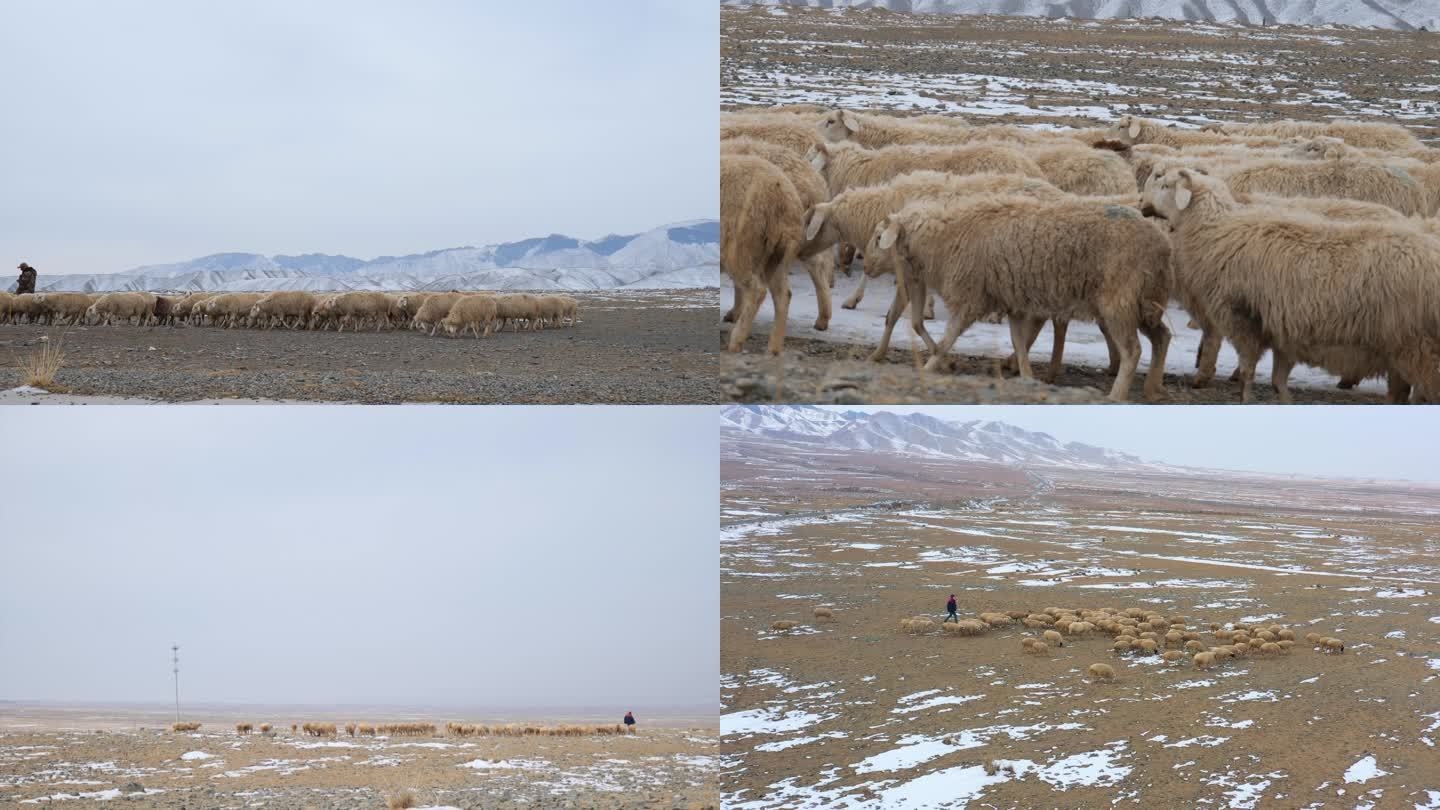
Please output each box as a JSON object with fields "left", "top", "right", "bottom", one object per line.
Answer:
{"left": 812, "top": 319, "right": 829, "bottom": 331}
{"left": 841, "top": 302, "right": 858, "bottom": 310}
{"left": 1337, "top": 378, "right": 1357, "bottom": 390}
{"left": 1190, "top": 375, "right": 1212, "bottom": 389}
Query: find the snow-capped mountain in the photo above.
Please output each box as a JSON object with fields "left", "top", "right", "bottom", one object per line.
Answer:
{"left": 32, "top": 221, "right": 719, "bottom": 293}
{"left": 721, "top": 405, "right": 1167, "bottom": 470}
{"left": 722, "top": 0, "right": 1439, "bottom": 32}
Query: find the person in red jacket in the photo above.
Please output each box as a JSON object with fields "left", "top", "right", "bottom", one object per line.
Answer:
{"left": 945, "top": 594, "right": 959, "bottom": 623}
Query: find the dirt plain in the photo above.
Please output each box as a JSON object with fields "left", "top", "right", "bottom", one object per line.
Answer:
{"left": 0, "top": 704, "right": 718, "bottom": 808}
{"left": 720, "top": 433, "right": 1440, "bottom": 808}
{"left": 0, "top": 290, "right": 718, "bottom": 404}
{"left": 719, "top": 6, "right": 1440, "bottom": 404}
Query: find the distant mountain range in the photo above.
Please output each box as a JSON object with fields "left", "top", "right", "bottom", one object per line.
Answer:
{"left": 722, "top": 0, "right": 1439, "bottom": 32}
{"left": 721, "top": 405, "right": 1172, "bottom": 470}
{"left": 29, "top": 221, "right": 719, "bottom": 293}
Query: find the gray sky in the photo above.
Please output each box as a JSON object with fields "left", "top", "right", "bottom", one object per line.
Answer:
{"left": 835, "top": 406, "right": 1440, "bottom": 482}
{"left": 0, "top": 406, "right": 717, "bottom": 710}
{"left": 0, "top": 1, "right": 717, "bottom": 275}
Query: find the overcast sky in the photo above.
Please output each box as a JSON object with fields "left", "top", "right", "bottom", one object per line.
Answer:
{"left": 835, "top": 406, "right": 1440, "bottom": 482}
{"left": 0, "top": 407, "right": 717, "bottom": 711}
{"left": 0, "top": 1, "right": 717, "bottom": 275}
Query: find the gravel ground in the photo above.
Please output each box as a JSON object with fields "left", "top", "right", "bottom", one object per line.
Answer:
{"left": 0, "top": 290, "right": 717, "bottom": 404}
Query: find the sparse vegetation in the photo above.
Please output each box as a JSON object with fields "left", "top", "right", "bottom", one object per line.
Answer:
{"left": 17, "top": 334, "right": 65, "bottom": 390}
{"left": 386, "top": 790, "right": 417, "bottom": 809}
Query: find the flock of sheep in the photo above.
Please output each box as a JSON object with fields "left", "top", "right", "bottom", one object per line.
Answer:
{"left": 0, "top": 289, "right": 580, "bottom": 338}
{"left": 773, "top": 604, "right": 1348, "bottom": 680}
{"left": 180, "top": 720, "right": 635, "bottom": 737}
{"left": 721, "top": 104, "right": 1440, "bottom": 402}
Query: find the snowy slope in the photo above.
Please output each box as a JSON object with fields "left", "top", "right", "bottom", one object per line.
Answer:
{"left": 722, "top": 405, "right": 1170, "bottom": 470}
{"left": 722, "top": 0, "right": 1440, "bottom": 32}
{"left": 33, "top": 221, "right": 719, "bottom": 293}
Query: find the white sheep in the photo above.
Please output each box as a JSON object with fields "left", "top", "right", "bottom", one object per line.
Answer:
{"left": 810, "top": 141, "right": 1046, "bottom": 196}
{"left": 721, "top": 153, "right": 802, "bottom": 356}
{"left": 249, "top": 291, "right": 316, "bottom": 330}
{"left": 441, "top": 294, "right": 499, "bottom": 338}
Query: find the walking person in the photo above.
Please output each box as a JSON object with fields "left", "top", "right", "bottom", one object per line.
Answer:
{"left": 945, "top": 594, "right": 959, "bottom": 623}
{"left": 623, "top": 711, "right": 636, "bottom": 734}
{"left": 14, "top": 262, "right": 36, "bottom": 295}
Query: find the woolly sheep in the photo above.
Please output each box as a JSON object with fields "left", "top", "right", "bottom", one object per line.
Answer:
{"left": 721, "top": 153, "right": 802, "bottom": 355}
{"left": 441, "top": 294, "right": 500, "bottom": 338}
{"left": 771, "top": 620, "right": 799, "bottom": 632}
{"left": 1028, "top": 143, "right": 1136, "bottom": 196}
{"left": 1029, "top": 640, "right": 1050, "bottom": 656}
{"left": 1214, "top": 119, "right": 1421, "bottom": 151}
{"left": 950, "top": 619, "right": 988, "bottom": 636}
{"left": 863, "top": 195, "right": 1172, "bottom": 402}
{"left": 1042, "top": 629, "right": 1064, "bottom": 648}
{"left": 1223, "top": 158, "right": 1429, "bottom": 216}
{"left": 1087, "top": 663, "right": 1116, "bottom": 683}
{"left": 494, "top": 293, "right": 544, "bottom": 333}
{"left": 1107, "top": 115, "right": 1290, "bottom": 149}
{"left": 411, "top": 292, "right": 466, "bottom": 336}
{"left": 809, "top": 141, "right": 1046, "bottom": 195}
{"left": 722, "top": 136, "right": 835, "bottom": 331}
{"left": 1323, "top": 638, "right": 1345, "bottom": 654}
{"left": 813, "top": 606, "right": 835, "bottom": 622}
{"left": 250, "top": 291, "right": 316, "bottom": 330}
{"left": 329, "top": 291, "right": 392, "bottom": 332}
{"left": 1193, "top": 651, "right": 1216, "bottom": 670}
{"left": 1305, "top": 632, "right": 1323, "bottom": 644}
{"left": 1144, "top": 167, "right": 1440, "bottom": 403}
{"left": 204, "top": 293, "right": 263, "bottom": 328}
{"left": 722, "top": 113, "right": 826, "bottom": 156}
{"left": 1260, "top": 642, "right": 1281, "bottom": 656}
{"left": 35, "top": 292, "right": 93, "bottom": 325}
{"left": 1162, "top": 650, "right": 1185, "bottom": 664}
{"left": 87, "top": 292, "right": 158, "bottom": 326}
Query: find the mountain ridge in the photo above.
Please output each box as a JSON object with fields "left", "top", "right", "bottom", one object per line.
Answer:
{"left": 30, "top": 220, "right": 719, "bottom": 293}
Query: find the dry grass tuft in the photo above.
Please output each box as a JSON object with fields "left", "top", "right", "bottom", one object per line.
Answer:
{"left": 17, "top": 333, "right": 66, "bottom": 390}
{"left": 387, "top": 791, "right": 417, "bottom": 809}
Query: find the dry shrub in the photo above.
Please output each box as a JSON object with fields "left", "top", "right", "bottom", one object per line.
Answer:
{"left": 387, "top": 791, "right": 417, "bottom": 810}
{"left": 17, "top": 334, "right": 65, "bottom": 390}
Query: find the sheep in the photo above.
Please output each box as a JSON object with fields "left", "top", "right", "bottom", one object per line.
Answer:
{"left": 441, "top": 294, "right": 499, "bottom": 338}
{"left": 863, "top": 195, "right": 1172, "bottom": 402}
{"left": 1087, "top": 663, "right": 1116, "bottom": 683}
{"left": 1029, "top": 640, "right": 1051, "bottom": 656}
{"left": 410, "top": 292, "right": 466, "bottom": 335}
{"left": 1305, "top": 632, "right": 1323, "bottom": 644}
{"left": 1143, "top": 167, "right": 1440, "bottom": 403}
{"left": 722, "top": 113, "right": 827, "bottom": 156}
{"left": 1193, "top": 651, "right": 1216, "bottom": 670}
{"left": 1213, "top": 119, "right": 1422, "bottom": 151}
{"left": 250, "top": 291, "right": 317, "bottom": 330}
{"left": 1043, "top": 629, "right": 1064, "bottom": 648}
{"left": 532, "top": 295, "right": 578, "bottom": 329}
{"left": 1223, "top": 158, "right": 1429, "bottom": 216}
{"left": 1028, "top": 143, "right": 1136, "bottom": 196}
{"left": 902, "top": 617, "right": 936, "bottom": 634}
{"left": 33, "top": 292, "right": 93, "bottom": 325}
{"left": 1021, "top": 637, "right": 1039, "bottom": 651}
{"left": 950, "top": 619, "right": 988, "bottom": 636}
{"left": 171, "top": 722, "right": 202, "bottom": 732}
{"left": 1277, "top": 640, "right": 1295, "bottom": 654}
{"left": 1260, "top": 642, "right": 1282, "bottom": 656}
{"left": 771, "top": 620, "right": 799, "bottom": 632}
{"left": 236, "top": 723, "right": 253, "bottom": 734}
{"left": 723, "top": 136, "right": 835, "bottom": 331}
{"left": 818, "top": 108, "right": 1059, "bottom": 150}
{"left": 494, "top": 293, "right": 543, "bottom": 333}
{"left": 1184, "top": 639, "right": 1206, "bottom": 653}
{"left": 202, "top": 293, "right": 262, "bottom": 328}
{"left": 810, "top": 141, "right": 1046, "bottom": 196}
{"left": 1162, "top": 650, "right": 1185, "bottom": 664}
{"left": 1322, "top": 638, "right": 1345, "bottom": 654}
{"left": 1111, "top": 640, "right": 1132, "bottom": 655}
{"left": 86, "top": 292, "right": 157, "bottom": 326}
{"left": 813, "top": 606, "right": 835, "bottom": 622}
{"left": 721, "top": 153, "right": 802, "bottom": 355}
{"left": 259, "top": 723, "right": 272, "bottom": 733}
{"left": 1107, "top": 115, "right": 1290, "bottom": 150}
{"left": 329, "top": 291, "right": 393, "bottom": 332}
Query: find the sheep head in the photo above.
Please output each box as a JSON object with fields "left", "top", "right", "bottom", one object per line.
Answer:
{"left": 817, "top": 108, "right": 862, "bottom": 142}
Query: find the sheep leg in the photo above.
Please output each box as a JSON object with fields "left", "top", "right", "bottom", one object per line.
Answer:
{"left": 843, "top": 275, "right": 868, "bottom": 310}
{"left": 1391, "top": 349, "right": 1440, "bottom": 404}
{"left": 1106, "top": 327, "right": 1141, "bottom": 403}
{"left": 1140, "top": 320, "right": 1171, "bottom": 403}
{"left": 922, "top": 303, "right": 980, "bottom": 373}
{"left": 1192, "top": 326, "right": 1223, "bottom": 388}
{"left": 806, "top": 255, "right": 831, "bottom": 331}
{"left": 837, "top": 243, "right": 856, "bottom": 276}
{"left": 1001, "top": 316, "right": 1045, "bottom": 375}
{"left": 923, "top": 293, "right": 935, "bottom": 321}
{"left": 1384, "top": 371, "right": 1412, "bottom": 404}
{"left": 1270, "top": 349, "right": 1296, "bottom": 404}
{"left": 868, "top": 281, "right": 910, "bottom": 362}
{"left": 726, "top": 275, "right": 766, "bottom": 353}
{"left": 1047, "top": 318, "right": 1069, "bottom": 383}
{"left": 764, "top": 263, "right": 791, "bottom": 356}
{"left": 1229, "top": 334, "right": 1264, "bottom": 404}
{"left": 1007, "top": 318, "right": 1037, "bottom": 379}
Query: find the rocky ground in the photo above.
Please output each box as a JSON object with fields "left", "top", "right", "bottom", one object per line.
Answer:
{"left": 720, "top": 439, "right": 1440, "bottom": 808}
{"left": 0, "top": 290, "right": 717, "bottom": 404}
{"left": 0, "top": 711, "right": 718, "bottom": 809}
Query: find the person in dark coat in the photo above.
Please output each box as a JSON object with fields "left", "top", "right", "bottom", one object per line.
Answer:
{"left": 14, "top": 263, "right": 36, "bottom": 295}
{"left": 945, "top": 594, "right": 959, "bottom": 623}
{"left": 623, "top": 711, "right": 636, "bottom": 732}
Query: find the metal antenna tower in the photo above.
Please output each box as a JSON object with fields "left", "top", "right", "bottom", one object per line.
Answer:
{"left": 172, "top": 644, "right": 181, "bottom": 723}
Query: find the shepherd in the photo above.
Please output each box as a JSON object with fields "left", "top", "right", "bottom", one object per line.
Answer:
{"left": 623, "top": 711, "right": 636, "bottom": 733}
{"left": 945, "top": 594, "right": 959, "bottom": 623}
{"left": 14, "top": 262, "right": 36, "bottom": 295}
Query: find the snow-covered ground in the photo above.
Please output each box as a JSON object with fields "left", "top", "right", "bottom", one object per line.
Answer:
{"left": 722, "top": 272, "right": 1386, "bottom": 395}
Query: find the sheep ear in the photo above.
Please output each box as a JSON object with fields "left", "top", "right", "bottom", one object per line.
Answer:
{"left": 842, "top": 111, "right": 861, "bottom": 133}
{"left": 1128, "top": 120, "right": 1141, "bottom": 139}
{"left": 877, "top": 221, "right": 900, "bottom": 250}
{"left": 1174, "top": 183, "right": 1193, "bottom": 211}
{"left": 803, "top": 206, "right": 828, "bottom": 241}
